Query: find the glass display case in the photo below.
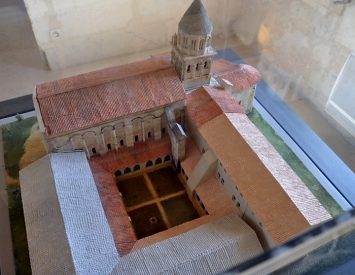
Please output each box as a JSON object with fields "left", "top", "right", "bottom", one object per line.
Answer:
{"left": 0, "top": 0, "right": 354, "bottom": 274}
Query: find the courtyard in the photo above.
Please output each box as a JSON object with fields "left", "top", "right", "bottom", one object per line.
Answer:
{"left": 117, "top": 166, "right": 199, "bottom": 239}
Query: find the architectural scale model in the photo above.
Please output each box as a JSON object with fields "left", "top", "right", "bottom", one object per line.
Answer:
{"left": 20, "top": 0, "right": 331, "bottom": 274}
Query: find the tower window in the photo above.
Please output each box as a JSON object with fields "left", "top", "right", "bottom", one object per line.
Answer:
{"left": 192, "top": 40, "right": 197, "bottom": 50}
{"left": 204, "top": 61, "right": 208, "bottom": 68}
{"left": 196, "top": 64, "right": 199, "bottom": 71}
{"left": 135, "top": 135, "right": 139, "bottom": 142}
{"left": 199, "top": 40, "right": 205, "bottom": 50}
{"left": 187, "top": 65, "right": 191, "bottom": 72}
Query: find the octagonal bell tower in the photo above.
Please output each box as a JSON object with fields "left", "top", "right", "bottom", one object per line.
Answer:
{"left": 171, "top": 0, "right": 216, "bottom": 90}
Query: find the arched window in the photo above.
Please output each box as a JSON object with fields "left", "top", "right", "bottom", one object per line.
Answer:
{"left": 155, "top": 158, "right": 162, "bottom": 165}
{"left": 133, "top": 165, "right": 140, "bottom": 172}
{"left": 115, "top": 170, "right": 122, "bottom": 177}
{"left": 146, "top": 160, "right": 153, "bottom": 167}
{"left": 199, "top": 39, "right": 205, "bottom": 50}
{"left": 92, "top": 148, "right": 97, "bottom": 155}
{"left": 120, "top": 139, "right": 124, "bottom": 146}
{"left": 164, "top": 155, "right": 171, "bottom": 162}
{"left": 192, "top": 40, "right": 197, "bottom": 50}
{"left": 148, "top": 132, "right": 152, "bottom": 139}
{"left": 107, "top": 144, "right": 112, "bottom": 150}
{"left": 187, "top": 65, "right": 191, "bottom": 73}
{"left": 204, "top": 61, "right": 208, "bottom": 69}
{"left": 124, "top": 167, "right": 131, "bottom": 174}
{"left": 196, "top": 64, "right": 199, "bottom": 71}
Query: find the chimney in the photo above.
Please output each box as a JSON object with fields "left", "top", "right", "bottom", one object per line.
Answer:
{"left": 219, "top": 78, "right": 234, "bottom": 94}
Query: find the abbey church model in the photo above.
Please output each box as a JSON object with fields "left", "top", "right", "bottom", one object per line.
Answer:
{"left": 20, "top": 1, "right": 331, "bottom": 274}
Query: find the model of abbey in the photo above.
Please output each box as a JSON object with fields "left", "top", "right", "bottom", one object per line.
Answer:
{"left": 20, "top": 1, "right": 331, "bottom": 274}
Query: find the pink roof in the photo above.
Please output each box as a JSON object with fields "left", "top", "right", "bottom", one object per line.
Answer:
{"left": 36, "top": 56, "right": 185, "bottom": 137}
{"left": 185, "top": 86, "right": 244, "bottom": 128}
{"left": 212, "top": 59, "right": 261, "bottom": 93}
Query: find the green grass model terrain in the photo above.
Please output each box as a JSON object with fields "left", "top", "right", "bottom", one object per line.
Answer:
{"left": 247, "top": 109, "right": 343, "bottom": 217}
{"left": 2, "top": 116, "right": 36, "bottom": 275}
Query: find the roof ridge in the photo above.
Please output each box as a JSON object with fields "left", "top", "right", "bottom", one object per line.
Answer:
{"left": 36, "top": 65, "right": 175, "bottom": 99}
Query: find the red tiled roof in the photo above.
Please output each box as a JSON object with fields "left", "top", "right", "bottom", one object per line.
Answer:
{"left": 36, "top": 57, "right": 185, "bottom": 137}
{"left": 185, "top": 86, "right": 244, "bottom": 128}
{"left": 212, "top": 59, "right": 261, "bottom": 93}
{"left": 90, "top": 162, "right": 137, "bottom": 256}
{"left": 37, "top": 54, "right": 172, "bottom": 97}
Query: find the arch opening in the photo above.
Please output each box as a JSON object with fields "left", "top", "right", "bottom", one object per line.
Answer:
{"left": 146, "top": 160, "right": 153, "bottom": 167}
{"left": 155, "top": 158, "right": 162, "bottom": 165}
{"left": 164, "top": 155, "right": 171, "bottom": 162}
{"left": 115, "top": 170, "right": 122, "bottom": 177}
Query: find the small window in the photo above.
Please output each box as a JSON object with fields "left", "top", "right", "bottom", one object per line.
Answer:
{"left": 146, "top": 160, "right": 153, "bottom": 167}
{"left": 107, "top": 144, "right": 112, "bottom": 150}
{"left": 162, "top": 128, "right": 166, "bottom": 134}
{"left": 133, "top": 165, "right": 140, "bottom": 171}
{"left": 148, "top": 132, "right": 152, "bottom": 139}
{"left": 135, "top": 135, "right": 139, "bottom": 142}
{"left": 120, "top": 139, "right": 124, "bottom": 146}
{"left": 155, "top": 158, "right": 162, "bottom": 165}
{"left": 221, "top": 179, "right": 225, "bottom": 184}
{"left": 124, "top": 167, "right": 131, "bottom": 174}
{"left": 199, "top": 40, "right": 205, "bottom": 50}
{"left": 92, "top": 148, "right": 97, "bottom": 155}
{"left": 237, "top": 202, "right": 241, "bottom": 208}
{"left": 232, "top": 195, "right": 236, "bottom": 201}
{"left": 186, "top": 176, "right": 189, "bottom": 181}
{"left": 187, "top": 65, "right": 191, "bottom": 73}
{"left": 114, "top": 170, "right": 122, "bottom": 177}
{"left": 164, "top": 155, "right": 171, "bottom": 162}
{"left": 196, "top": 64, "right": 199, "bottom": 71}
{"left": 204, "top": 61, "right": 208, "bottom": 68}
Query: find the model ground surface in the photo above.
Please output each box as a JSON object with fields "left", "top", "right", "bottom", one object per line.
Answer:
{"left": 1, "top": 116, "right": 38, "bottom": 275}
{"left": 118, "top": 166, "right": 199, "bottom": 239}
{"left": 1, "top": 109, "right": 341, "bottom": 274}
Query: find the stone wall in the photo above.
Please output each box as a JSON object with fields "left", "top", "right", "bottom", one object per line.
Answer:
{"left": 23, "top": 0, "right": 241, "bottom": 70}
{"left": 47, "top": 107, "right": 171, "bottom": 157}
{"left": 232, "top": 0, "right": 355, "bottom": 118}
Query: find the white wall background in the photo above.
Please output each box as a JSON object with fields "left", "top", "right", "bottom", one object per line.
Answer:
{"left": 23, "top": 0, "right": 242, "bottom": 70}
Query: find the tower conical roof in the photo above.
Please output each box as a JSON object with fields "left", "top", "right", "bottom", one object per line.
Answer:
{"left": 179, "top": 0, "right": 212, "bottom": 35}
